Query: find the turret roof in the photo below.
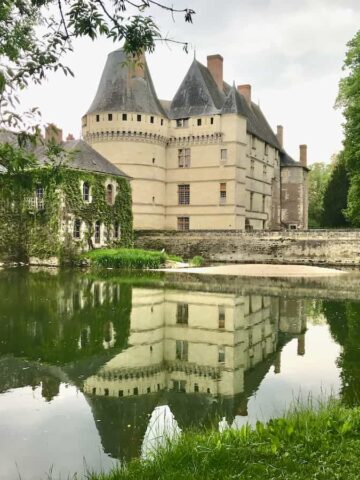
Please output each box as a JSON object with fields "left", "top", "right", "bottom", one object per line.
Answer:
{"left": 169, "top": 59, "right": 226, "bottom": 119}
{"left": 86, "top": 48, "right": 166, "bottom": 117}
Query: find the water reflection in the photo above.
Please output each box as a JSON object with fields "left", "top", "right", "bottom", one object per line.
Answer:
{"left": 0, "top": 269, "right": 358, "bottom": 478}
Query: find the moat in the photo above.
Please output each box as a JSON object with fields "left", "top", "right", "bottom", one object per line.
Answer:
{"left": 0, "top": 268, "right": 359, "bottom": 479}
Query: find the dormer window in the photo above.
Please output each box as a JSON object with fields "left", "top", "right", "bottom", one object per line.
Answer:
{"left": 176, "top": 118, "right": 189, "bottom": 128}
{"left": 106, "top": 184, "right": 113, "bottom": 205}
{"left": 137, "top": 114, "right": 142, "bottom": 122}
{"left": 108, "top": 113, "right": 113, "bottom": 121}
{"left": 83, "top": 182, "right": 90, "bottom": 202}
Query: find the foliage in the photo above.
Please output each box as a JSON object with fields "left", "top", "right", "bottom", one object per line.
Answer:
{"left": 89, "top": 402, "right": 360, "bottom": 480}
{"left": 307, "top": 162, "right": 332, "bottom": 228}
{"left": 322, "top": 152, "right": 350, "bottom": 228}
{"left": 0, "top": 0, "right": 195, "bottom": 172}
{"left": 0, "top": 167, "right": 133, "bottom": 263}
{"left": 85, "top": 248, "right": 167, "bottom": 269}
{"left": 190, "top": 255, "right": 205, "bottom": 267}
{"left": 337, "top": 31, "right": 360, "bottom": 226}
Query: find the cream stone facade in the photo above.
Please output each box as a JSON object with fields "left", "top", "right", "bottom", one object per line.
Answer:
{"left": 82, "top": 49, "right": 308, "bottom": 231}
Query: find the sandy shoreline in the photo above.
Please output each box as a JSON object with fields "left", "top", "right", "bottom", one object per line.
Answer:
{"left": 160, "top": 264, "right": 347, "bottom": 278}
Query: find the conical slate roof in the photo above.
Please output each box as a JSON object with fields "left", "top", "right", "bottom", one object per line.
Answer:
{"left": 169, "top": 59, "right": 226, "bottom": 119}
{"left": 87, "top": 49, "right": 166, "bottom": 117}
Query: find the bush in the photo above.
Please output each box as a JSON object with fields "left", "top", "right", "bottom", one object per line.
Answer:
{"left": 190, "top": 255, "right": 205, "bottom": 267}
{"left": 85, "top": 248, "right": 167, "bottom": 269}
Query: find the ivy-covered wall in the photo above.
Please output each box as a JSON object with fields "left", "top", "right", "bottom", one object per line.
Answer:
{"left": 0, "top": 167, "right": 133, "bottom": 264}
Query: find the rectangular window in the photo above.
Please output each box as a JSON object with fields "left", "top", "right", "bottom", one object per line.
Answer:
{"left": 96, "top": 114, "right": 100, "bottom": 122}
{"left": 210, "top": 117, "right": 214, "bottom": 125}
{"left": 220, "top": 149, "right": 228, "bottom": 161}
{"left": 262, "top": 195, "right": 266, "bottom": 213}
{"left": 176, "top": 303, "right": 189, "bottom": 324}
{"left": 194, "top": 384, "right": 199, "bottom": 393}
{"left": 218, "top": 346, "right": 225, "bottom": 363}
{"left": 161, "top": 119, "right": 164, "bottom": 126}
{"left": 250, "top": 192, "right": 254, "bottom": 211}
{"left": 218, "top": 305, "right": 225, "bottom": 329}
{"left": 263, "top": 164, "right": 267, "bottom": 177}
{"left": 94, "top": 220, "right": 101, "bottom": 244}
{"left": 177, "top": 217, "right": 190, "bottom": 231}
{"left": 176, "top": 118, "right": 189, "bottom": 128}
{"left": 251, "top": 136, "right": 256, "bottom": 149}
{"left": 108, "top": 113, "right": 113, "bottom": 121}
{"left": 197, "top": 118, "right": 202, "bottom": 126}
{"left": 73, "top": 219, "right": 81, "bottom": 239}
{"left": 150, "top": 116, "right": 154, "bottom": 124}
{"left": 178, "top": 184, "right": 190, "bottom": 205}
{"left": 122, "top": 113, "right": 127, "bottom": 121}
{"left": 220, "top": 183, "right": 226, "bottom": 204}
{"left": 178, "top": 148, "right": 191, "bottom": 168}
{"left": 176, "top": 340, "right": 188, "bottom": 361}
{"left": 137, "top": 114, "right": 142, "bottom": 122}
{"left": 265, "top": 143, "right": 269, "bottom": 156}
{"left": 82, "top": 115, "right": 87, "bottom": 127}
{"left": 133, "top": 387, "right": 138, "bottom": 396}
{"left": 250, "top": 159, "right": 255, "bottom": 176}
{"left": 172, "top": 380, "right": 186, "bottom": 392}
{"left": 118, "top": 390, "right": 123, "bottom": 397}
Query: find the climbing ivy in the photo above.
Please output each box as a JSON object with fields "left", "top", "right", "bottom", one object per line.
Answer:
{"left": 0, "top": 167, "right": 133, "bottom": 264}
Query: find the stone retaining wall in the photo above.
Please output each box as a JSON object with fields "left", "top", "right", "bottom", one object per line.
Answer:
{"left": 134, "top": 230, "right": 360, "bottom": 266}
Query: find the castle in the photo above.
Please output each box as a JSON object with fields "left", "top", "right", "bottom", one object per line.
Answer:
{"left": 82, "top": 48, "right": 308, "bottom": 231}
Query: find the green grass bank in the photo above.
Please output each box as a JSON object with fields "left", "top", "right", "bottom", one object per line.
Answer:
{"left": 89, "top": 403, "right": 360, "bottom": 480}
{"left": 84, "top": 248, "right": 204, "bottom": 269}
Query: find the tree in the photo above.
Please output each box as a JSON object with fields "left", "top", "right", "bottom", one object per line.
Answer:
{"left": 307, "top": 162, "right": 331, "bottom": 228}
{"left": 0, "top": 0, "right": 195, "bottom": 170}
{"left": 321, "top": 152, "right": 349, "bottom": 228}
{"left": 337, "top": 30, "right": 360, "bottom": 226}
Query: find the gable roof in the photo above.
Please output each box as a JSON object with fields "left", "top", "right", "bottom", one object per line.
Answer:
{"left": 169, "top": 59, "right": 226, "bottom": 119}
{"left": 35, "top": 139, "right": 130, "bottom": 178}
{"left": 280, "top": 150, "right": 309, "bottom": 171}
{"left": 87, "top": 48, "right": 166, "bottom": 117}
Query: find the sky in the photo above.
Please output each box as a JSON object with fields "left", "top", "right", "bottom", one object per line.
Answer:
{"left": 20, "top": 0, "right": 360, "bottom": 164}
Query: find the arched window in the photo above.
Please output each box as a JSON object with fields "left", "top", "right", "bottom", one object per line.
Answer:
{"left": 94, "top": 220, "right": 101, "bottom": 244}
{"left": 83, "top": 182, "right": 90, "bottom": 202}
{"left": 73, "top": 219, "right": 81, "bottom": 239}
{"left": 106, "top": 184, "right": 113, "bottom": 204}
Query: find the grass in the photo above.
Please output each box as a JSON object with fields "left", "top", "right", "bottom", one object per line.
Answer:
{"left": 84, "top": 248, "right": 167, "bottom": 269}
{"left": 190, "top": 255, "right": 205, "bottom": 267}
{"left": 84, "top": 249, "right": 184, "bottom": 270}
{"left": 88, "top": 402, "right": 360, "bottom": 480}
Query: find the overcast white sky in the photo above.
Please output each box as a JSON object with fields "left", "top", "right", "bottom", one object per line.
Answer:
{"left": 20, "top": 0, "right": 360, "bottom": 164}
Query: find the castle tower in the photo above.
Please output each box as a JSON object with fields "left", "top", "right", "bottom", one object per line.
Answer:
{"left": 82, "top": 48, "right": 168, "bottom": 230}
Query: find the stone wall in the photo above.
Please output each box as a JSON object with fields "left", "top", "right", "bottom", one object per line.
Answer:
{"left": 135, "top": 230, "right": 360, "bottom": 266}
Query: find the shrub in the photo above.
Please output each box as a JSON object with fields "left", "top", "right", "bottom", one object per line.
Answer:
{"left": 190, "top": 255, "right": 205, "bottom": 267}
{"left": 85, "top": 248, "right": 167, "bottom": 269}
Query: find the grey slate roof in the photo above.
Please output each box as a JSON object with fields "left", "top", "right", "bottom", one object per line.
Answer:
{"left": 169, "top": 59, "right": 226, "bottom": 119}
{"left": 35, "top": 139, "right": 130, "bottom": 178}
{"left": 87, "top": 49, "right": 166, "bottom": 117}
{"left": 280, "top": 150, "right": 309, "bottom": 170}
{"left": 221, "top": 85, "right": 280, "bottom": 149}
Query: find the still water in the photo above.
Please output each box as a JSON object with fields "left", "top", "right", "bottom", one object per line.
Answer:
{"left": 0, "top": 268, "right": 358, "bottom": 479}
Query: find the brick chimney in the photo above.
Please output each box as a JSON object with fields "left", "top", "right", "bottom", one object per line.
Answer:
{"left": 299, "top": 144, "right": 307, "bottom": 167}
{"left": 276, "top": 125, "right": 284, "bottom": 148}
{"left": 45, "top": 124, "right": 63, "bottom": 144}
{"left": 207, "top": 54, "right": 223, "bottom": 91}
{"left": 237, "top": 84, "right": 252, "bottom": 106}
{"left": 66, "top": 134, "right": 75, "bottom": 141}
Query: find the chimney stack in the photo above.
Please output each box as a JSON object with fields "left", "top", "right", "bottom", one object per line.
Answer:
{"left": 207, "top": 54, "right": 224, "bottom": 91}
{"left": 276, "top": 125, "right": 284, "bottom": 148}
{"left": 45, "top": 124, "right": 63, "bottom": 144}
{"left": 299, "top": 144, "right": 307, "bottom": 167}
{"left": 237, "top": 84, "right": 252, "bottom": 106}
